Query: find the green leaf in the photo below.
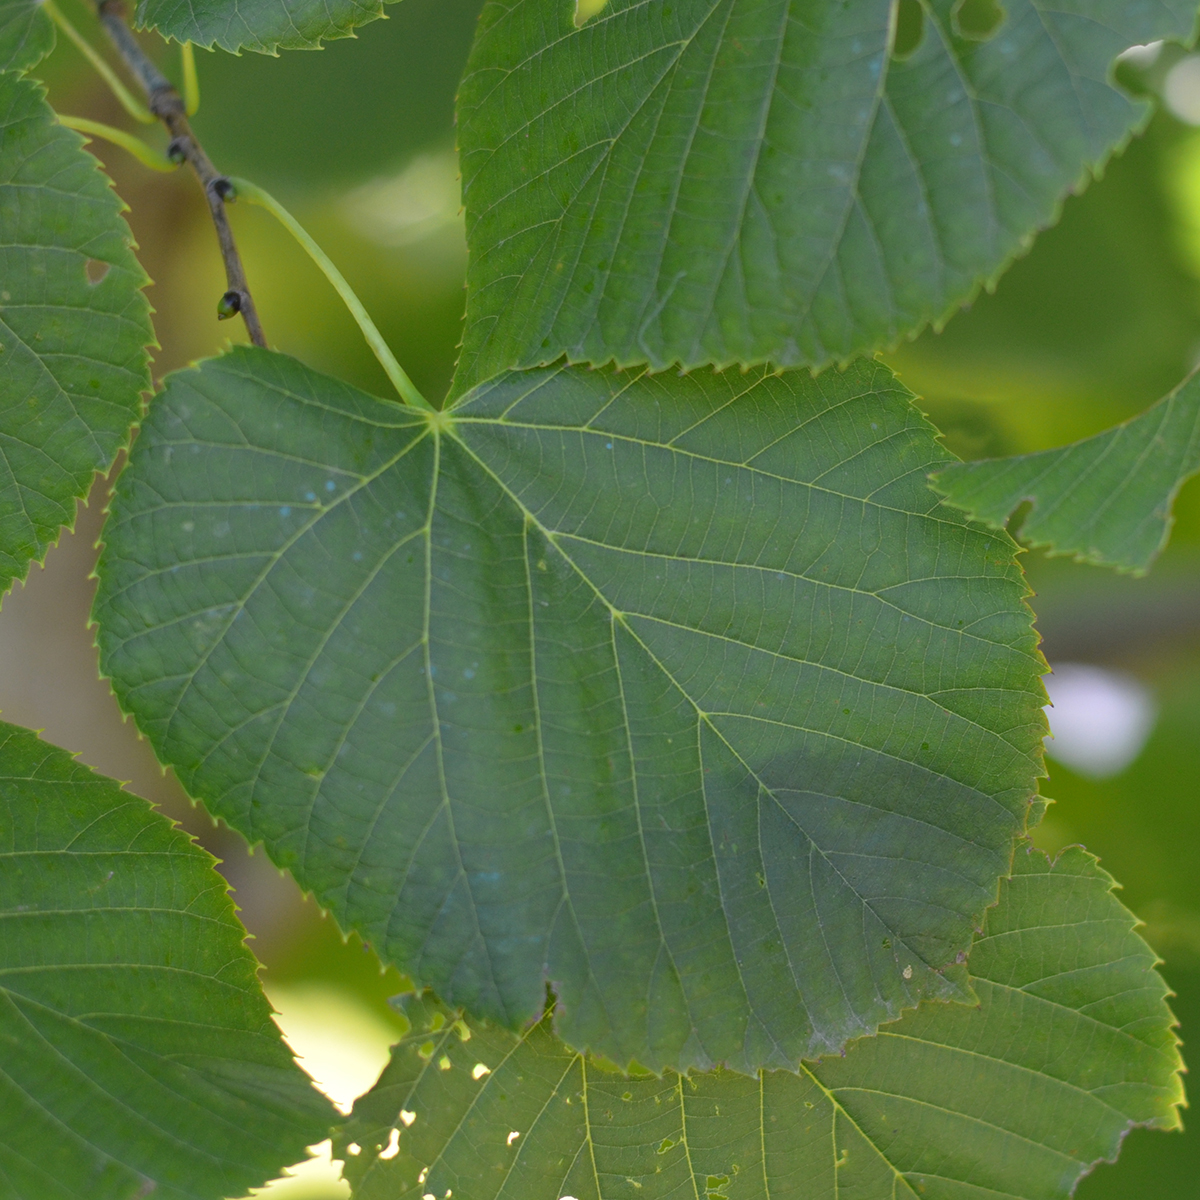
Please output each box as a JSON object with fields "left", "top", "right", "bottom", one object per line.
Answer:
{"left": 453, "top": 0, "right": 1196, "bottom": 394}
{"left": 931, "top": 371, "right": 1200, "bottom": 575}
{"left": 135, "top": 0, "right": 386, "bottom": 54}
{"left": 337, "top": 844, "right": 1185, "bottom": 1200}
{"left": 0, "top": 720, "right": 336, "bottom": 1200}
{"left": 0, "top": 71, "right": 152, "bottom": 595}
{"left": 0, "top": 0, "right": 53, "bottom": 71}
{"left": 93, "top": 346, "right": 1048, "bottom": 1074}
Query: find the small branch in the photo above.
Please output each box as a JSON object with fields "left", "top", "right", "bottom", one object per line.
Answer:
{"left": 95, "top": 0, "right": 266, "bottom": 347}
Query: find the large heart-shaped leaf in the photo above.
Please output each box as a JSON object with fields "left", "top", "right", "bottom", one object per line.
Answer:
{"left": 0, "top": 71, "right": 152, "bottom": 595}
{"left": 0, "top": 721, "right": 336, "bottom": 1200}
{"left": 453, "top": 0, "right": 1196, "bottom": 393}
{"left": 94, "top": 346, "right": 1047, "bottom": 1074}
{"left": 338, "top": 844, "right": 1185, "bottom": 1200}
{"left": 0, "top": 0, "right": 53, "bottom": 71}
{"left": 136, "top": 0, "right": 386, "bottom": 53}
{"left": 932, "top": 369, "right": 1200, "bottom": 575}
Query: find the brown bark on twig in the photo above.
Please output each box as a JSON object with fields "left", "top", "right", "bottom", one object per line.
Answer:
{"left": 95, "top": 0, "right": 266, "bottom": 347}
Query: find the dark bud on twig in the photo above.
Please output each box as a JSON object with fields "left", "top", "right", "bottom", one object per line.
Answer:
{"left": 167, "top": 137, "right": 187, "bottom": 165}
{"left": 217, "top": 290, "right": 242, "bottom": 320}
{"left": 212, "top": 177, "right": 237, "bottom": 203}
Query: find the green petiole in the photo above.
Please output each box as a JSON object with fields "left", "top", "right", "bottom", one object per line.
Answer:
{"left": 42, "top": 0, "right": 155, "bottom": 124}
{"left": 58, "top": 114, "right": 177, "bottom": 172}
{"left": 227, "top": 176, "right": 434, "bottom": 412}
{"left": 181, "top": 42, "right": 199, "bottom": 115}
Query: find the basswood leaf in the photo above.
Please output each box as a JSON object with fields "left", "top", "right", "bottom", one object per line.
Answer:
{"left": 0, "top": 0, "right": 53, "bottom": 71}
{"left": 453, "top": 0, "right": 1197, "bottom": 393}
{"left": 0, "top": 71, "right": 152, "bottom": 594}
{"left": 136, "top": 0, "right": 386, "bottom": 54}
{"left": 932, "top": 371, "right": 1200, "bottom": 575}
{"left": 0, "top": 721, "right": 336, "bottom": 1200}
{"left": 93, "top": 346, "right": 1048, "bottom": 1074}
{"left": 337, "top": 845, "right": 1185, "bottom": 1200}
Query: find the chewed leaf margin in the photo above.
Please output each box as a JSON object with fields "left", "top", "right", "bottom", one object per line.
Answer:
{"left": 335, "top": 842, "right": 1184, "bottom": 1200}
{"left": 931, "top": 369, "right": 1200, "bottom": 575}
{"left": 452, "top": 0, "right": 1198, "bottom": 395}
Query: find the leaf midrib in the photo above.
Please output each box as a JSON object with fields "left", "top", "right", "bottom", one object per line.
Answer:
{"left": 445, "top": 423, "right": 981, "bottom": 1014}
{"left": 451, "top": 418, "right": 1035, "bottom": 785}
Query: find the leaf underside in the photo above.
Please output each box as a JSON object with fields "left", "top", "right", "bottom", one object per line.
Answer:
{"left": 94, "top": 346, "right": 1048, "bottom": 1075}
{"left": 452, "top": 0, "right": 1197, "bottom": 394}
{"left": 932, "top": 369, "right": 1200, "bottom": 575}
{"left": 0, "top": 721, "right": 336, "bottom": 1200}
{"left": 337, "top": 845, "right": 1184, "bottom": 1200}
{"left": 135, "top": 0, "right": 389, "bottom": 54}
{"left": 0, "top": 0, "right": 52, "bottom": 71}
{"left": 0, "top": 71, "right": 152, "bottom": 596}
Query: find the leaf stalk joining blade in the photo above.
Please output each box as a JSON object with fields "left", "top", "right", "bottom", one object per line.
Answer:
{"left": 228, "top": 175, "right": 434, "bottom": 411}
{"left": 181, "top": 39, "right": 199, "bottom": 114}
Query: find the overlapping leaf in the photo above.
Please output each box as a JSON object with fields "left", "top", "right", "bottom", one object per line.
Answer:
{"left": 136, "top": 0, "right": 387, "bottom": 54}
{"left": 453, "top": 0, "right": 1196, "bottom": 393}
{"left": 94, "top": 346, "right": 1048, "bottom": 1074}
{"left": 0, "top": 71, "right": 152, "bottom": 595}
{"left": 0, "top": 721, "right": 336, "bottom": 1200}
{"left": 0, "top": 0, "right": 52, "bottom": 71}
{"left": 338, "top": 845, "right": 1184, "bottom": 1200}
{"left": 932, "top": 370, "right": 1200, "bottom": 574}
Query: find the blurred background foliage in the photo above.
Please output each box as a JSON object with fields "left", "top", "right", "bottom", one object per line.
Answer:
{"left": 12, "top": 3, "right": 1200, "bottom": 1194}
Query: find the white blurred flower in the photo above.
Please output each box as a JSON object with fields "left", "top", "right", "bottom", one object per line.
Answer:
{"left": 1043, "top": 663, "right": 1157, "bottom": 779}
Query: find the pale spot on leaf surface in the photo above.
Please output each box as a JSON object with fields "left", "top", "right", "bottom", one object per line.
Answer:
{"left": 573, "top": 0, "right": 607, "bottom": 26}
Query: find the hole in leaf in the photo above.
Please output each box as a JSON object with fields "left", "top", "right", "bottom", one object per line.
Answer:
{"left": 952, "top": 0, "right": 1005, "bottom": 41}
{"left": 379, "top": 1129, "right": 401, "bottom": 1160}
{"left": 85, "top": 258, "right": 110, "bottom": 285}
{"left": 573, "top": 0, "right": 608, "bottom": 27}
{"left": 892, "top": 0, "right": 925, "bottom": 60}
{"left": 1005, "top": 498, "right": 1033, "bottom": 539}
